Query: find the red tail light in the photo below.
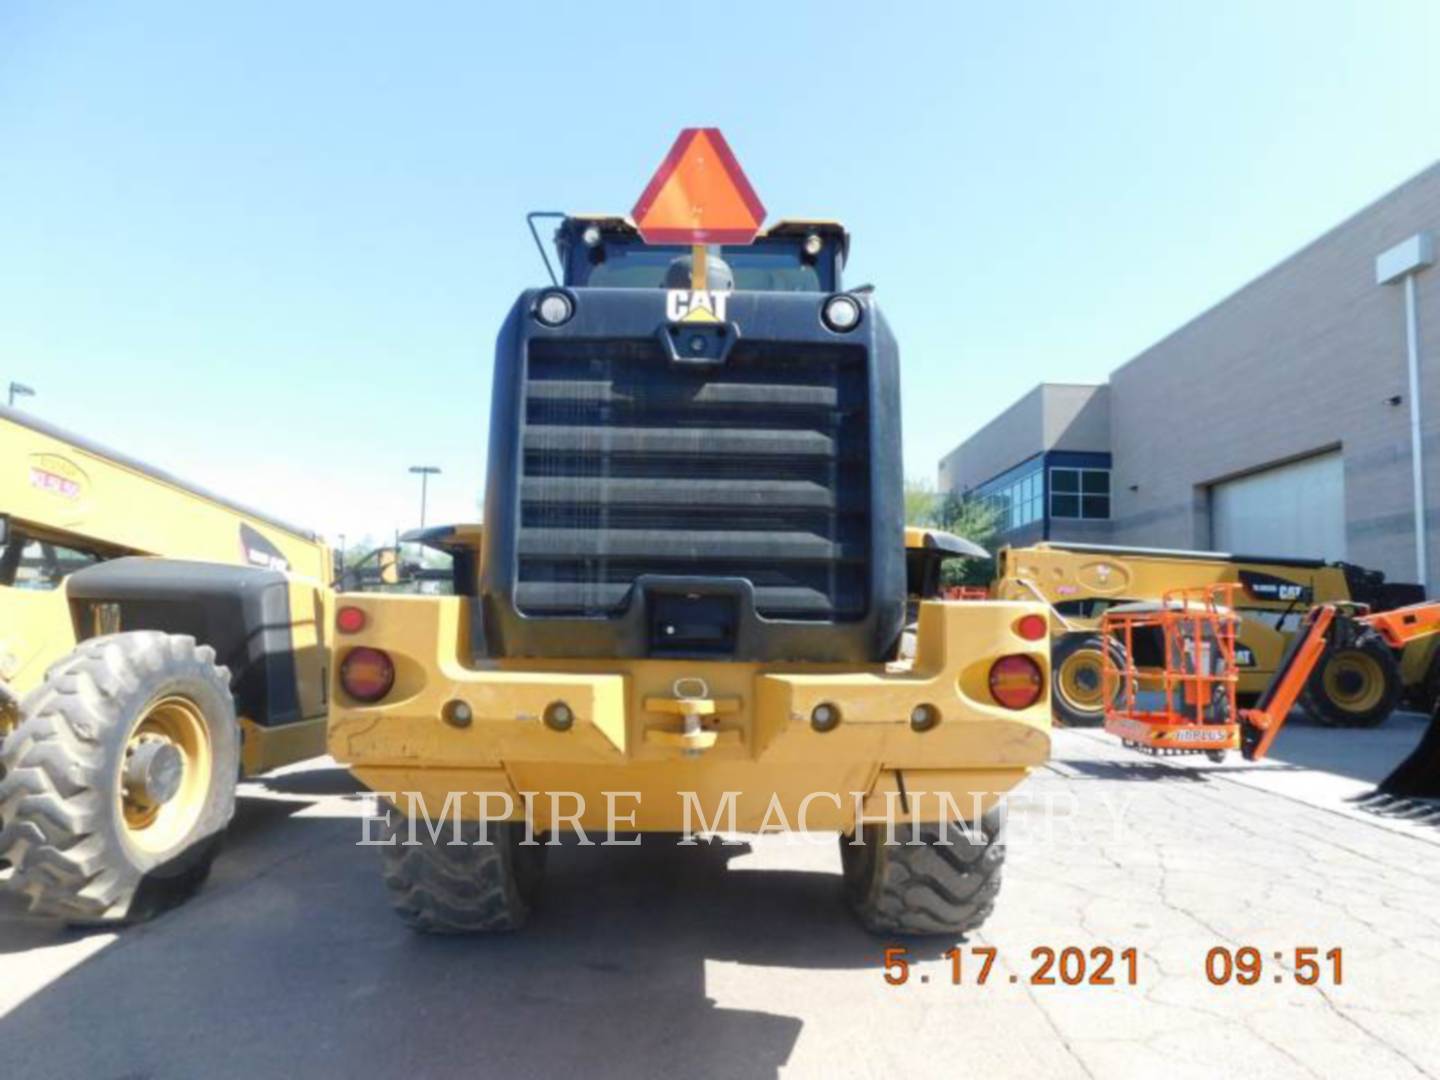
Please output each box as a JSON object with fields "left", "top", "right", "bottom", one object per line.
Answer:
{"left": 989, "top": 654, "right": 1043, "bottom": 710}
{"left": 336, "top": 605, "right": 368, "bottom": 634}
{"left": 1015, "top": 613, "right": 1049, "bottom": 641}
{"left": 340, "top": 647, "right": 395, "bottom": 703}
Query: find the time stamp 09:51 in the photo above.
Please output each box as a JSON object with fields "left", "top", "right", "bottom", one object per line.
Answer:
{"left": 882, "top": 946, "right": 1345, "bottom": 988}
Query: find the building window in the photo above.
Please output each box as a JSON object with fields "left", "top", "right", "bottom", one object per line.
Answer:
{"left": 973, "top": 458, "right": 1044, "bottom": 532}
{"left": 1050, "top": 467, "right": 1110, "bottom": 520}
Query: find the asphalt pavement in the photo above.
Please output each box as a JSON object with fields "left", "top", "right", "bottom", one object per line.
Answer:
{"left": 2, "top": 714, "right": 1437, "bottom": 1079}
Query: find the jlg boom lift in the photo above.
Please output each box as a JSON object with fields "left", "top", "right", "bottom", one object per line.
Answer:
{"left": 1102, "top": 588, "right": 1440, "bottom": 798}
{"left": 327, "top": 130, "right": 1054, "bottom": 936}
{"left": 995, "top": 541, "right": 1426, "bottom": 730}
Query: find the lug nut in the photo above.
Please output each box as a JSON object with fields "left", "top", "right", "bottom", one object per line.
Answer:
{"left": 810, "top": 702, "right": 841, "bottom": 732}
{"left": 544, "top": 701, "right": 574, "bottom": 732}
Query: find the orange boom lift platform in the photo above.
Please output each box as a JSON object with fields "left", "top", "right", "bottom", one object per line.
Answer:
{"left": 1101, "top": 585, "right": 1241, "bottom": 762}
{"left": 1102, "top": 588, "right": 1440, "bottom": 797}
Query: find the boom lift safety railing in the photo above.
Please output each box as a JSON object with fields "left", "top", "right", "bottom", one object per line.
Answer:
{"left": 1102, "top": 585, "right": 1241, "bottom": 760}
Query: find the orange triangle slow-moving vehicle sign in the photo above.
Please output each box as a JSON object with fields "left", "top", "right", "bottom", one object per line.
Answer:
{"left": 631, "top": 129, "right": 766, "bottom": 245}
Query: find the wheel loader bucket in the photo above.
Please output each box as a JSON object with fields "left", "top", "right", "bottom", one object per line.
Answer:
{"left": 1377, "top": 702, "right": 1440, "bottom": 799}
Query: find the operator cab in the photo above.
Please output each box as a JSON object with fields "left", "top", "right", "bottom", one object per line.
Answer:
{"left": 553, "top": 216, "right": 849, "bottom": 292}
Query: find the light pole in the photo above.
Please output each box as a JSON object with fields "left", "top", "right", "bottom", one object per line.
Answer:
{"left": 1377, "top": 233, "right": 1436, "bottom": 591}
{"left": 8, "top": 382, "right": 35, "bottom": 408}
{"left": 409, "top": 466, "right": 441, "bottom": 529}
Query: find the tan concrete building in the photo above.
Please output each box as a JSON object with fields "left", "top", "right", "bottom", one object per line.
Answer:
{"left": 942, "top": 161, "right": 1440, "bottom": 590}
{"left": 938, "top": 384, "right": 1111, "bottom": 547}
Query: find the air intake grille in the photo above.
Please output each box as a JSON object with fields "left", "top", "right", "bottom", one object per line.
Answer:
{"left": 516, "top": 338, "right": 871, "bottom": 621}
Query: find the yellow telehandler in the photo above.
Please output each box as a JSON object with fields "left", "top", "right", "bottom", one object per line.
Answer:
{"left": 0, "top": 406, "right": 331, "bottom": 922}
{"left": 994, "top": 541, "right": 1424, "bottom": 729}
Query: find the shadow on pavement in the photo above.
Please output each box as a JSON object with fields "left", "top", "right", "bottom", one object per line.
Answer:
{"left": 0, "top": 780, "right": 330, "bottom": 957}
{"left": 1261, "top": 711, "right": 1433, "bottom": 784}
{"left": 1054, "top": 758, "right": 1215, "bottom": 783}
{"left": 0, "top": 891, "right": 78, "bottom": 957}
{"left": 1349, "top": 790, "right": 1440, "bottom": 829}
{"left": 0, "top": 810, "right": 952, "bottom": 1079}
{"left": 1060, "top": 710, "right": 1438, "bottom": 789}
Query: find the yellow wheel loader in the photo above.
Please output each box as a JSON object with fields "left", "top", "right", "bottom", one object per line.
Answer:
{"left": 994, "top": 541, "right": 1424, "bottom": 729}
{"left": 0, "top": 407, "right": 331, "bottom": 922}
{"left": 327, "top": 131, "right": 1052, "bottom": 937}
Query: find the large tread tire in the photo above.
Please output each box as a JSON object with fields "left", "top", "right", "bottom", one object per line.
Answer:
{"left": 379, "top": 813, "right": 546, "bottom": 933}
{"left": 840, "top": 805, "right": 1006, "bottom": 937}
{"left": 1051, "top": 632, "right": 1127, "bottom": 728}
{"left": 1301, "top": 625, "right": 1401, "bottom": 729}
{"left": 0, "top": 632, "right": 237, "bottom": 924}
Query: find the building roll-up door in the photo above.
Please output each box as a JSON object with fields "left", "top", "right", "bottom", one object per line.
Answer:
{"left": 1210, "top": 451, "right": 1345, "bottom": 561}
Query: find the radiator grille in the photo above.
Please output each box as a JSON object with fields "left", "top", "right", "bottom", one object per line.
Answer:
{"left": 516, "top": 338, "right": 871, "bottom": 620}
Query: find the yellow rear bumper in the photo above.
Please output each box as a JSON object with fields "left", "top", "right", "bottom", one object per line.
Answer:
{"left": 328, "top": 597, "right": 1052, "bottom": 832}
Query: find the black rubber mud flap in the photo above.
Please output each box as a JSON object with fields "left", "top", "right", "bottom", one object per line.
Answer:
{"left": 1377, "top": 704, "right": 1440, "bottom": 799}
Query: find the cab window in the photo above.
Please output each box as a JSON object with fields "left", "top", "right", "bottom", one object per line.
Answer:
{"left": 571, "top": 237, "right": 836, "bottom": 292}
{"left": 1053, "top": 598, "right": 1130, "bottom": 619}
{"left": 0, "top": 529, "right": 105, "bottom": 590}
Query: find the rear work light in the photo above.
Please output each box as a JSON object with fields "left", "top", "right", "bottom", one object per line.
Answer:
{"left": 534, "top": 290, "right": 575, "bottom": 327}
{"left": 340, "top": 647, "right": 395, "bottom": 704}
{"left": 989, "top": 654, "right": 1044, "bottom": 711}
{"left": 821, "top": 294, "right": 862, "bottom": 333}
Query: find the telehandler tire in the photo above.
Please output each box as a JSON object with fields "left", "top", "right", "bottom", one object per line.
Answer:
{"left": 379, "top": 814, "right": 546, "bottom": 933}
{"left": 0, "top": 632, "right": 238, "bottom": 924}
{"left": 840, "top": 805, "right": 1006, "bottom": 936}
{"left": 1051, "top": 632, "right": 1127, "bottom": 728}
{"left": 1301, "top": 625, "right": 1401, "bottom": 728}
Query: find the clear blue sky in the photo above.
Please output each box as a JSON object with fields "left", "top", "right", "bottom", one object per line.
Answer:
{"left": 3, "top": 2, "right": 1437, "bottom": 545}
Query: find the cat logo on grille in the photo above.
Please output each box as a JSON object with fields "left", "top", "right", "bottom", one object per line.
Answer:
{"left": 665, "top": 289, "right": 729, "bottom": 324}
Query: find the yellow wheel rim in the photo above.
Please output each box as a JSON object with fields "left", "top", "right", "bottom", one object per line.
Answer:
{"left": 1057, "top": 650, "right": 1106, "bottom": 713}
{"left": 120, "top": 695, "right": 213, "bottom": 855}
{"left": 1321, "top": 652, "right": 1385, "bottom": 714}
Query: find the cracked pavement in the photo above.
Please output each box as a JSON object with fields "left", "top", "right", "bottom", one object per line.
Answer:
{"left": 1, "top": 715, "right": 1437, "bottom": 1079}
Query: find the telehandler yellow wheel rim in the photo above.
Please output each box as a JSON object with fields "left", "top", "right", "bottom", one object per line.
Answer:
{"left": 120, "top": 695, "right": 213, "bottom": 855}
{"left": 1056, "top": 651, "right": 1105, "bottom": 713}
{"left": 1321, "top": 652, "right": 1386, "bottom": 714}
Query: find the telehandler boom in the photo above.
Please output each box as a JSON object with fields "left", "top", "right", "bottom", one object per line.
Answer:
{"left": 1240, "top": 601, "right": 1440, "bottom": 798}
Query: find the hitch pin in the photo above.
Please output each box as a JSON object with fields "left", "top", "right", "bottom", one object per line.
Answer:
{"left": 675, "top": 677, "right": 708, "bottom": 758}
